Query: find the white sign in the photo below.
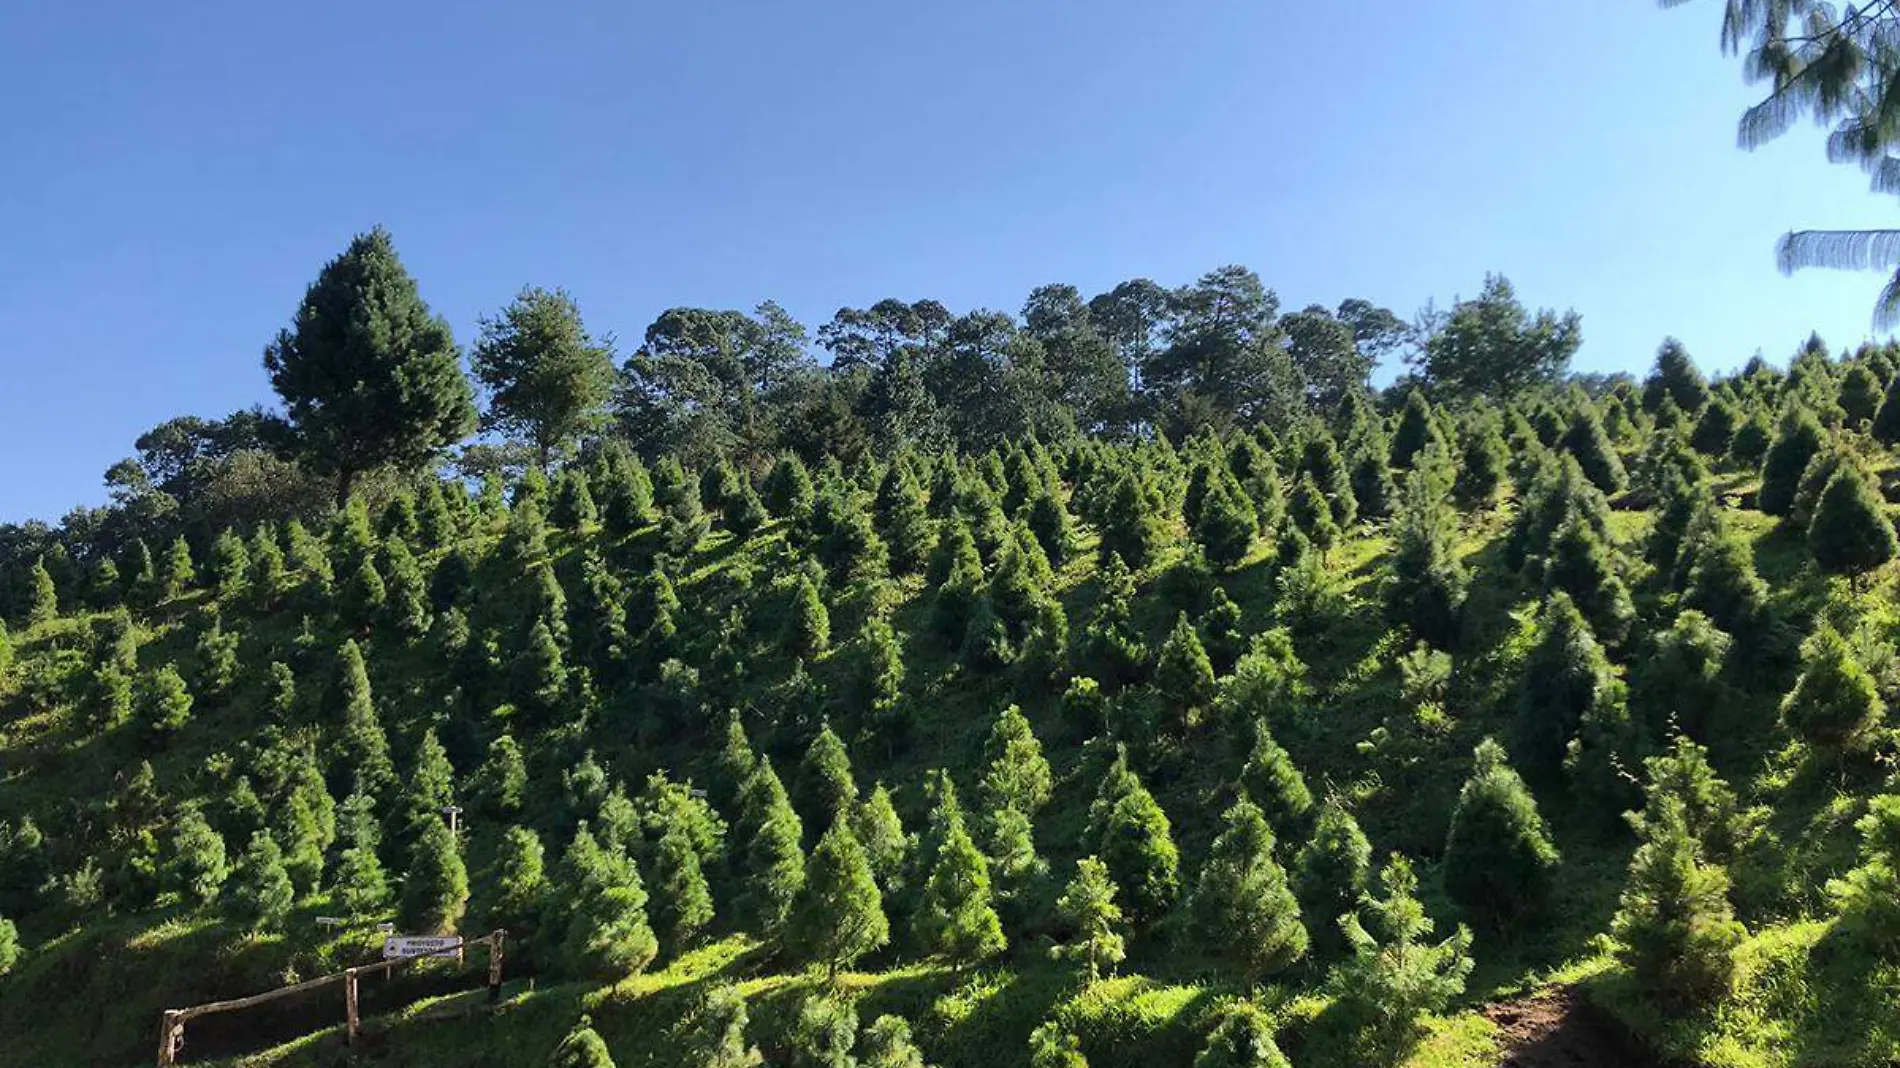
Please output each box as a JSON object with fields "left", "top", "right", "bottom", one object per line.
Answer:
{"left": 383, "top": 935, "right": 463, "bottom": 960}
{"left": 314, "top": 916, "right": 348, "bottom": 927}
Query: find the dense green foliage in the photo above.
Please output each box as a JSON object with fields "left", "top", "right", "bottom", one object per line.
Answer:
{"left": 4, "top": 239, "right": 1900, "bottom": 1068}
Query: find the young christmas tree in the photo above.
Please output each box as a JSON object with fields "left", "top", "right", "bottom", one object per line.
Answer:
{"left": 1051, "top": 856, "right": 1125, "bottom": 980}
{"left": 1515, "top": 593, "right": 1617, "bottom": 784}
{"left": 1028, "top": 1022, "right": 1089, "bottom": 1068}
{"left": 1294, "top": 798, "right": 1372, "bottom": 959}
{"left": 140, "top": 663, "right": 194, "bottom": 740}
{"left": 1155, "top": 613, "right": 1217, "bottom": 731}
{"left": 1442, "top": 739, "right": 1560, "bottom": 929}
{"left": 481, "top": 825, "right": 547, "bottom": 946}
{"left": 738, "top": 758, "right": 807, "bottom": 936}
{"left": 861, "top": 1015, "right": 933, "bottom": 1068}
{"left": 227, "top": 831, "right": 294, "bottom": 933}
{"left": 556, "top": 825, "right": 658, "bottom": 978}
{"left": 1826, "top": 793, "right": 1900, "bottom": 953}
{"left": 1191, "top": 1003, "right": 1292, "bottom": 1068}
{"left": 914, "top": 773, "right": 1006, "bottom": 967}
{"left": 399, "top": 817, "right": 468, "bottom": 934}
{"left": 1781, "top": 623, "right": 1885, "bottom": 753}
{"left": 1329, "top": 855, "right": 1474, "bottom": 1059}
{"left": 162, "top": 806, "right": 228, "bottom": 908}
{"left": 331, "top": 790, "right": 389, "bottom": 916}
{"left": 787, "top": 991, "right": 858, "bottom": 1068}
{"left": 979, "top": 704, "right": 1053, "bottom": 817}
{"left": 1808, "top": 460, "right": 1898, "bottom": 578}
{"left": 1098, "top": 775, "right": 1181, "bottom": 925}
{"left": 788, "top": 816, "right": 889, "bottom": 978}
{"left": 1239, "top": 723, "right": 1314, "bottom": 836}
{"left": 687, "top": 985, "right": 765, "bottom": 1068}
{"left": 550, "top": 1015, "right": 617, "bottom": 1068}
{"left": 333, "top": 639, "right": 394, "bottom": 794}
{"left": 854, "top": 784, "right": 912, "bottom": 893}
{"left": 1610, "top": 797, "right": 1745, "bottom": 1014}
{"left": 1757, "top": 406, "right": 1827, "bottom": 517}
{"left": 797, "top": 722, "right": 860, "bottom": 833}
{"left": 1192, "top": 798, "right": 1308, "bottom": 982}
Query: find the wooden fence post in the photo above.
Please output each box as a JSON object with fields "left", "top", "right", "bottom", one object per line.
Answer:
{"left": 344, "top": 967, "right": 361, "bottom": 1046}
{"left": 488, "top": 930, "right": 506, "bottom": 1004}
{"left": 156, "top": 1009, "right": 183, "bottom": 1067}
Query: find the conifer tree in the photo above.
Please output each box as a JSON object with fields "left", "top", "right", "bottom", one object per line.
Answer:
{"left": 265, "top": 227, "right": 475, "bottom": 501}
{"left": 788, "top": 991, "right": 858, "bottom": 1068}
{"left": 394, "top": 728, "right": 456, "bottom": 848}
{"left": 1289, "top": 472, "right": 1339, "bottom": 555}
{"left": 1295, "top": 799, "right": 1373, "bottom": 958}
{"left": 1195, "top": 473, "right": 1259, "bottom": 568}
{"left": 651, "top": 823, "right": 715, "bottom": 953}
{"left": 550, "top": 1015, "right": 617, "bottom": 1068}
{"left": 1610, "top": 797, "right": 1745, "bottom": 1014}
{"left": 209, "top": 529, "right": 250, "bottom": 600}
{"left": 380, "top": 538, "right": 430, "bottom": 638}
{"left": 1758, "top": 407, "right": 1827, "bottom": 517}
{"left": 798, "top": 723, "right": 860, "bottom": 832}
{"left": 1515, "top": 593, "right": 1616, "bottom": 783}
{"left": 1330, "top": 855, "right": 1474, "bottom": 1059}
{"left": 340, "top": 551, "right": 387, "bottom": 629}
{"left": 472, "top": 734, "right": 528, "bottom": 819}
{"left": 228, "top": 831, "right": 294, "bottom": 932}
{"left": 1875, "top": 372, "right": 1900, "bottom": 444}
{"left": 854, "top": 784, "right": 912, "bottom": 893}
{"left": 334, "top": 639, "right": 393, "bottom": 794}
{"left": 1240, "top": 723, "right": 1315, "bottom": 836}
{"left": 861, "top": 1015, "right": 932, "bottom": 1068}
{"left": 1193, "top": 798, "right": 1308, "bottom": 981}
{"left": 332, "top": 790, "right": 389, "bottom": 916}
{"left": 556, "top": 825, "right": 658, "bottom": 978}
{"left": 1632, "top": 611, "right": 1731, "bottom": 741}
{"left": 1781, "top": 623, "right": 1885, "bottom": 752}
{"left": 1098, "top": 469, "right": 1164, "bottom": 569}
{"left": 1808, "top": 461, "right": 1898, "bottom": 578}
{"left": 1645, "top": 338, "right": 1711, "bottom": 413}
{"left": 249, "top": 526, "right": 288, "bottom": 604}
{"left": 400, "top": 816, "right": 468, "bottom": 934}
{"left": 480, "top": 826, "right": 548, "bottom": 946}
{"left": 789, "top": 816, "right": 889, "bottom": 977}
{"left": 915, "top": 773, "right": 1006, "bottom": 966}
{"left": 687, "top": 985, "right": 765, "bottom": 1068}
{"left": 1078, "top": 553, "right": 1147, "bottom": 686}
{"left": 162, "top": 537, "right": 196, "bottom": 600}
{"left": 738, "top": 758, "right": 806, "bottom": 936}
{"left": 1826, "top": 794, "right": 1900, "bottom": 953}
{"left": 141, "top": 663, "right": 194, "bottom": 739}
{"left": 1630, "top": 736, "right": 1745, "bottom": 861}
{"left": 514, "top": 617, "right": 569, "bottom": 719}
{"left": 0, "top": 917, "right": 17, "bottom": 978}
{"left": 1386, "top": 455, "right": 1467, "bottom": 650}
{"left": 1155, "top": 612, "right": 1217, "bottom": 730}
{"left": 1388, "top": 391, "right": 1440, "bottom": 470}
{"left": 1679, "top": 504, "right": 1767, "bottom": 643}
{"left": 1349, "top": 441, "right": 1398, "bottom": 523}
{"left": 162, "top": 806, "right": 228, "bottom": 908}
{"left": 282, "top": 758, "right": 335, "bottom": 894}
{"left": 1443, "top": 739, "right": 1559, "bottom": 929}
{"left": 1026, "top": 482, "right": 1077, "bottom": 567}
{"left": 787, "top": 576, "right": 831, "bottom": 657}
{"left": 1098, "top": 775, "right": 1180, "bottom": 925}
{"left": 1301, "top": 433, "right": 1358, "bottom": 527}
{"left": 1028, "top": 1023, "right": 1088, "bottom": 1068}
{"left": 553, "top": 469, "right": 601, "bottom": 530}
{"left": 123, "top": 538, "right": 157, "bottom": 604}
{"left": 1840, "top": 363, "right": 1883, "bottom": 425}
{"left": 1691, "top": 397, "right": 1740, "bottom": 458}
{"left": 1192, "top": 1004, "right": 1292, "bottom": 1068}
{"left": 765, "top": 453, "right": 817, "bottom": 521}
{"left": 1452, "top": 417, "right": 1508, "bottom": 510}
{"left": 980, "top": 704, "right": 1053, "bottom": 817}
{"left": 194, "top": 614, "right": 240, "bottom": 698}
{"left": 1542, "top": 511, "right": 1636, "bottom": 646}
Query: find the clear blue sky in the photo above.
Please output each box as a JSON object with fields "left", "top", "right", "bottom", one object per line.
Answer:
{"left": 2, "top": 0, "right": 1894, "bottom": 524}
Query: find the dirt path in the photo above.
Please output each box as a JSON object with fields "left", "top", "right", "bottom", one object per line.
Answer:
{"left": 1483, "top": 988, "right": 1664, "bottom": 1068}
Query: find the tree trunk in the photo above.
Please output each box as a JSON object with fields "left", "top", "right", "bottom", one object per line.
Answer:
{"left": 335, "top": 467, "right": 358, "bottom": 509}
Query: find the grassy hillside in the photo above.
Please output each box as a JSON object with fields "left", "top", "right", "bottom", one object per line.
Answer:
{"left": 2, "top": 370, "right": 1899, "bottom": 1068}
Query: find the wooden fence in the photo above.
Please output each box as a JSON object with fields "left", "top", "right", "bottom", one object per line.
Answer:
{"left": 155, "top": 930, "right": 505, "bottom": 1066}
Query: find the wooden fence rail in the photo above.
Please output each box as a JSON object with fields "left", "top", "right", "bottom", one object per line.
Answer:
{"left": 155, "top": 930, "right": 505, "bottom": 1066}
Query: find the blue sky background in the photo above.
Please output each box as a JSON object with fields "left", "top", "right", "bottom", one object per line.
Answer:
{"left": 2, "top": 0, "right": 1895, "bottom": 523}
